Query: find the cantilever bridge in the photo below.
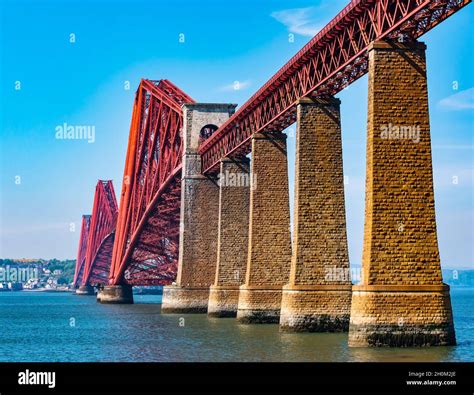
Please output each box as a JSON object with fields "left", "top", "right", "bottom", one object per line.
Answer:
{"left": 73, "top": 0, "right": 470, "bottom": 347}
{"left": 74, "top": 180, "right": 117, "bottom": 293}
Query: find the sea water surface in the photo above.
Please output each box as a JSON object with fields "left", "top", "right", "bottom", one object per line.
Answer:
{"left": 0, "top": 288, "right": 472, "bottom": 362}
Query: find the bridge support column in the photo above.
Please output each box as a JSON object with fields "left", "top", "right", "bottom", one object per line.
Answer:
{"left": 162, "top": 103, "right": 237, "bottom": 314}
{"left": 348, "top": 40, "right": 455, "bottom": 347}
{"left": 75, "top": 284, "right": 95, "bottom": 296}
{"left": 208, "top": 158, "right": 250, "bottom": 317}
{"left": 161, "top": 173, "right": 219, "bottom": 313}
{"left": 97, "top": 285, "right": 133, "bottom": 304}
{"left": 280, "top": 97, "right": 352, "bottom": 332}
{"left": 237, "top": 132, "right": 292, "bottom": 324}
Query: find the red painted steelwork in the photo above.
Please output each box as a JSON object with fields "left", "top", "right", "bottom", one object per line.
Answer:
{"left": 73, "top": 215, "right": 91, "bottom": 288}
{"left": 81, "top": 180, "right": 118, "bottom": 286}
{"left": 109, "top": 80, "right": 194, "bottom": 285}
{"left": 199, "top": 0, "right": 471, "bottom": 173}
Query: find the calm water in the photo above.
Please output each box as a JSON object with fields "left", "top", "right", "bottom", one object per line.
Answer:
{"left": 0, "top": 289, "right": 472, "bottom": 362}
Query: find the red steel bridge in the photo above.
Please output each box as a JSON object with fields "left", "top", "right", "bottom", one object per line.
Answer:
{"left": 72, "top": 215, "right": 90, "bottom": 288}
{"left": 73, "top": 180, "right": 118, "bottom": 288}
{"left": 74, "top": 0, "right": 470, "bottom": 289}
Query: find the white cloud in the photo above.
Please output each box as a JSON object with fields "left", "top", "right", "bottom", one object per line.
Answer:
{"left": 271, "top": 3, "right": 349, "bottom": 37}
{"left": 438, "top": 87, "right": 474, "bottom": 111}
{"left": 271, "top": 7, "right": 322, "bottom": 37}
{"left": 217, "top": 80, "right": 251, "bottom": 92}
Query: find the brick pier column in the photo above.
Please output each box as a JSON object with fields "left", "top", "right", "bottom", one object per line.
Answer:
{"left": 208, "top": 158, "right": 250, "bottom": 317}
{"left": 236, "top": 132, "right": 292, "bottom": 324}
{"left": 280, "top": 97, "right": 352, "bottom": 332}
{"left": 161, "top": 103, "right": 237, "bottom": 314}
{"left": 348, "top": 41, "right": 456, "bottom": 347}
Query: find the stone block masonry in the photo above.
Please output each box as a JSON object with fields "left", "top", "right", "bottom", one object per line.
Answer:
{"left": 161, "top": 103, "right": 237, "bottom": 314}
{"left": 237, "top": 132, "right": 292, "bottom": 324}
{"left": 208, "top": 158, "right": 250, "bottom": 317}
{"left": 280, "top": 97, "right": 352, "bottom": 332}
{"left": 348, "top": 40, "right": 455, "bottom": 347}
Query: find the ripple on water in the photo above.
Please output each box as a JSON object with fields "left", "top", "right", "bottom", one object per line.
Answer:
{"left": 0, "top": 289, "right": 471, "bottom": 362}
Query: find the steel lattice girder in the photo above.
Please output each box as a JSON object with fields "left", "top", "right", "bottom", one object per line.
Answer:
{"left": 88, "top": 232, "right": 116, "bottom": 285}
{"left": 81, "top": 180, "right": 118, "bottom": 286}
{"left": 198, "top": 0, "right": 471, "bottom": 173}
{"left": 109, "top": 79, "right": 194, "bottom": 285}
{"left": 72, "top": 215, "right": 91, "bottom": 287}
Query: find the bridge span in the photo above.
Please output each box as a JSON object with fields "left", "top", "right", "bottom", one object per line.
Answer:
{"left": 74, "top": 0, "right": 470, "bottom": 347}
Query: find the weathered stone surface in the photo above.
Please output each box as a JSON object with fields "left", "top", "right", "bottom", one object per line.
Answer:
{"left": 97, "top": 285, "right": 133, "bottom": 304}
{"left": 348, "top": 40, "right": 455, "bottom": 347}
{"left": 208, "top": 158, "right": 250, "bottom": 318}
{"left": 208, "top": 286, "right": 241, "bottom": 318}
{"left": 162, "top": 103, "right": 236, "bottom": 314}
{"left": 237, "top": 286, "right": 283, "bottom": 324}
{"left": 280, "top": 97, "right": 352, "bottom": 332}
{"left": 181, "top": 103, "right": 238, "bottom": 155}
{"left": 349, "top": 285, "right": 455, "bottom": 347}
{"left": 161, "top": 286, "right": 209, "bottom": 314}
{"left": 280, "top": 285, "right": 352, "bottom": 332}
{"left": 175, "top": 174, "right": 219, "bottom": 289}
{"left": 236, "top": 132, "right": 292, "bottom": 324}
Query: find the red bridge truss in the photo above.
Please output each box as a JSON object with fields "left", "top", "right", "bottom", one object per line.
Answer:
{"left": 108, "top": 79, "right": 195, "bottom": 286}
{"left": 81, "top": 180, "right": 118, "bottom": 286}
{"left": 73, "top": 215, "right": 91, "bottom": 288}
{"left": 199, "top": 0, "right": 471, "bottom": 173}
{"left": 75, "top": 0, "right": 469, "bottom": 287}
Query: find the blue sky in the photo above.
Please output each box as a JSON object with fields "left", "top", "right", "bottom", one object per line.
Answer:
{"left": 0, "top": 0, "right": 472, "bottom": 269}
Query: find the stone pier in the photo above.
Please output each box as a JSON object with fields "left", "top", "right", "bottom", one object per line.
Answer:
{"left": 348, "top": 40, "right": 456, "bottom": 347}
{"left": 75, "top": 284, "right": 95, "bottom": 296}
{"left": 208, "top": 158, "right": 250, "bottom": 317}
{"left": 161, "top": 103, "right": 237, "bottom": 314}
{"left": 97, "top": 285, "right": 133, "bottom": 304}
{"left": 237, "top": 132, "right": 292, "bottom": 324}
{"left": 280, "top": 97, "right": 352, "bottom": 332}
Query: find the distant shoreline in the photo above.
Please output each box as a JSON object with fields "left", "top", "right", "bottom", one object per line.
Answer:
{"left": 20, "top": 288, "right": 72, "bottom": 293}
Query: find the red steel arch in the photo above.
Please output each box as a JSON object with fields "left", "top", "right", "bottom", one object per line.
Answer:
{"left": 199, "top": 0, "right": 470, "bottom": 173}
{"left": 109, "top": 79, "right": 195, "bottom": 286}
{"left": 73, "top": 215, "right": 91, "bottom": 288}
{"left": 81, "top": 180, "right": 118, "bottom": 286}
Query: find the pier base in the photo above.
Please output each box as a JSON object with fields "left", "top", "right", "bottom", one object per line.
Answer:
{"left": 97, "top": 285, "right": 133, "bottom": 304}
{"left": 75, "top": 285, "right": 95, "bottom": 296}
{"left": 161, "top": 286, "right": 209, "bottom": 313}
{"left": 208, "top": 285, "right": 241, "bottom": 317}
{"left": 237, "top": 286, "right": 283, "bottom": 324}
{"left": 349, "top": 285, "right": 456, "bottom": 347}
{"left": 280, "top": 285, "right": 352, "bottom": 332}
